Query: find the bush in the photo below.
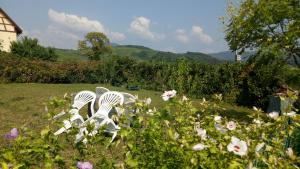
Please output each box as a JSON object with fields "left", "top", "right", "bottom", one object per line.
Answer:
{"left": 10, "top": 36, "right": 58, "bottom": 61}
{"left": 0, "top": 52, "right": 298, "bottom": 109}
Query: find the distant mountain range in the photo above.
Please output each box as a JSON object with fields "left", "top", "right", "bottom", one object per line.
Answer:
{"left": 112, "top": 45, "right": 221, "bottom": 64}
{"left": 55, "top": 44, "right": 255, "bottom": 64}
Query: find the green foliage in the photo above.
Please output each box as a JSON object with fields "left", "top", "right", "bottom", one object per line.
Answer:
{"left": 225, "top": 0, "right": 300, "bottom": 66}
{"left": 0, "top": 127, "right": 65, "bottom": 168}
{"left": 120, "top": 93, "right": 300, "bottom": 168}
{"left": 10, "top": 36, "right": 58, "bottom": 61}
{"left": 0, "top": 90, "right": 300, "bottom": 168}
{"left": 78, "top": 32, "right": 112, "bottom": 60}
{"left": 0, "top": 90, "right": 299, "bottom": 168}
{"left": 1, "top": 53, "right": 299, "bottom": 109}
{"left": 236, "top": 49, "right": 286, "bottom": 109}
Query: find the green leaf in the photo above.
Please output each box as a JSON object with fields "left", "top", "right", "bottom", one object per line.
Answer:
{"left": 2, "top": 151, "right": 14, "bottom": 161}
{"left": 228, "top": 160, "right": 243, "bottom": 169}
{"left": 13, "top": 164, "right": 24, "bottom": 169}
{"left": 126, "top": 158, "right": 138, "bottom": 167}
{"left": 41, "top": 127, "right": 50, "bottom": 138}
{"left": 1, "top": 162, "right": 9, "bottom": 169}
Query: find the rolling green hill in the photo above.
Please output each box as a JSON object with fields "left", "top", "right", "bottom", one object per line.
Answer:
{"left": 55, "top": 45, "right": 221, "bottom": 64}
{"left": 55, "top": 48, "right": 89, "bottom": 61}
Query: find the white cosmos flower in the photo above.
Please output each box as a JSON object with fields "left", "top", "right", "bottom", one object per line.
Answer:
{"left": 226, "top": 121, "right": 236, "bottom": 130}
{"left": 268, "top": 111, "right": 279, "bottom": 120}
{"left": 286, "top": 148, "right": 294, "bottom": 158}
{"left": 253, "top": 106, "right": 258, "bottom": 111}
{"left": 253, "top": 119, "right": 262, "bottom": 125}
{"left": 227, "top": 136, "right": 248, "bottom": 156}
{"left": 145, "top": 97, "right": 152, "bottom": 105}
{"left": 255, "top": 142, "right": 265, "bottom": 152}
{"left": 283, "top": 111, "right": 296, "bottom": 117}
{"left": 182, "top": 95, "right": 188, "bottom": 101}
{"left": 174, "top": 132, "right": 180, "bottom": 140}
{"left": 161, "top": 90, "right": 177, "bottom": 101}
{"left": 195, "top": 127, "right": 207, "bottom": 140}
{"left": 192, "top": 143, "right": 206, "bottom": 151}
{"left": 214, "top": 115, "right": 222, "bottom": 122}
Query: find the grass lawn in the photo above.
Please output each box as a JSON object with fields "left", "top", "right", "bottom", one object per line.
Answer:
{"left": 0, "top": 83, "right": 259, "bottom": 142}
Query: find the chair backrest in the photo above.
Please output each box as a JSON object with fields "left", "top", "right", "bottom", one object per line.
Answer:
{"left": 95, "top": 87, "right": 109, "bottom": 99}
{"left": 72, "top": 91, "right": 96, "bottom": 115}
{"left": 97, "top": 91, "right": 124, "bottom": 117}
{"left": 121, "top": 92, "right": 137, "bottom": 105}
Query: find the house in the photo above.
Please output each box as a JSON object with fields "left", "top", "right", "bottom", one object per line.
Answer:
{"left": 0, "top": 8, "right": 22, "bottom": 52}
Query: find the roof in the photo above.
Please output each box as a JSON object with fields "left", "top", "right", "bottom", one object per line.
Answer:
{"left": 0, "top": 8, "right": 22, "bottom": 35}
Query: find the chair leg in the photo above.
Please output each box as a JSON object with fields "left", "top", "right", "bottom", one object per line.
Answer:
{"left": 111, "top": 131, "right": 118, "bottom": 143}
{"left": 54, "top": 120, "right": 71, "bottom": 135}
{"left": 54, "top": 127, "right": 66, "bottom": 135}
{"left": 75, "top": 127, "right": 88, "bottom": 143}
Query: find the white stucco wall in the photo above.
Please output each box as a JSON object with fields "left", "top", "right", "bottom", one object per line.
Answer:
{"left": 0, "top": 31, "right": 17, "bottom": 52}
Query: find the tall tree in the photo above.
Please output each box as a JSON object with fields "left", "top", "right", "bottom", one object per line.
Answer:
{"left": 225, "top": 0, "right": 300, "bottom": 66}
{"left": 78, "top": 32, "right": 112, "bottom": 60}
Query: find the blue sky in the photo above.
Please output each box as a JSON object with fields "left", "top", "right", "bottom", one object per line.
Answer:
{"left": 1, "top": 0, "right": 230, "bottom": 53}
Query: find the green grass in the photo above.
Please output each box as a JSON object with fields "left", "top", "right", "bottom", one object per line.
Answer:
{"left": 0, "top": 83, "right": 258, "bottom": 139}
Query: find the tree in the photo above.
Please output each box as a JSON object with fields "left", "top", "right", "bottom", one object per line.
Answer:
{"left": 78, "top": 32, "right": 112, "bottom": 60}
{"left": 10, "top": 36, "right": 57, "bottom": 61}
{"left": 225, "top": 0, "right": 300, "bottom": 66}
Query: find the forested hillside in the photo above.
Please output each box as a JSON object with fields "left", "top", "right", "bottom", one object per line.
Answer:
{"left": 55, "top": 45, "right": 221, "bottom": 64}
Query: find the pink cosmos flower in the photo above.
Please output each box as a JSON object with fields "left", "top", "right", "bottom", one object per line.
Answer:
{"left": 77, "top": 161, "right": 93, "bottom": 169}
{"left": 5, "top": 128, "right": 19, "bottom": 139}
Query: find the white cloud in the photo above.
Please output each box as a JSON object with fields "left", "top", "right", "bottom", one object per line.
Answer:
{"left": 48, "top": 9, "right": 106, "bottom": 33}
{"left": 26, "top": 25, "right": 80, "bottom": 49}
{"left": 47, "top": 25, "right": 80, "bottom": 40}
{"left": 192, "top": 26, "right": 213, "bottom": 44}
{"left": 129, "top": 16, "right": 156, "bottom": 40}
{"left": 48, "top": 9, "right": 126, "bottom": 43}
{"left": 110, "top": 32, "right": 126, "bottom": 41}
{"left": 175, "top": 29, "right": 189, "bottom": 44}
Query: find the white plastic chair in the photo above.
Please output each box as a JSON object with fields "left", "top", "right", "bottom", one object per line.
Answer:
{"left": 95, "top": 87, "right": 110, "bottom": 99}
{"left": 54, "top": 91, "right": 96, "bottom": 136}
{"left": 77, "top": 91, "right": 124, "bottom": 142}
{"left": 114, "top": 92, "right": 137, "bottom": 115}
{"left": 121, "top": 92, "right": 137, "bottom": 105}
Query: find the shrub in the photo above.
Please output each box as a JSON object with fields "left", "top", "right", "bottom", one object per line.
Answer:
{"left": 10, "top": 36, "right": 58, "bottom": 61}
{"left": 1, "top": 53, "right": 298, "bottom": 109}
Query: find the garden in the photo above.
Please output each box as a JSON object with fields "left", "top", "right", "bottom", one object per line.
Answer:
{"left": 0, "top": 0, "right": 300, "bottom": 168}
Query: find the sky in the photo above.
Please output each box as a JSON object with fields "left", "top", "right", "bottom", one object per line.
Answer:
{"left": 1, "top": 0, "right": 231, "bottom": 53}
